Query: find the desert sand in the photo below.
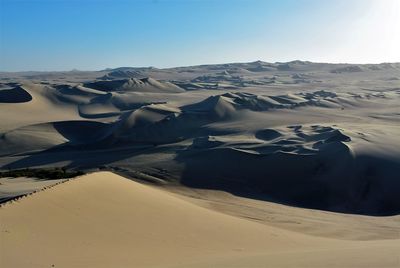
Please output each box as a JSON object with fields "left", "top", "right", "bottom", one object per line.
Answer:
{"left": 0, "top": 61, "right": 400, "bottom": 267}
{"left": 1, "top": 61, "right": 400, "bottom": 215}
{"left": 1, "top": 171, "right": 399, "bottom": 268}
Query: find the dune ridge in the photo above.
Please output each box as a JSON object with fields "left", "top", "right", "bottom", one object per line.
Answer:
{"left": 84, "top": 77, "right": 185, "bottom": 93}
{"left": 1, "top": 171, "right": 399, "bottom": 268}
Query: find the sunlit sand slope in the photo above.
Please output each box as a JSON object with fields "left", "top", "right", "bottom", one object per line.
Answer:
{"left": 1, "top": 172, "right": 398, "bottom": 268}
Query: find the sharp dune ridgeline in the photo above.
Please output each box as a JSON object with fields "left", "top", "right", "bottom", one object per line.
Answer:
{"left": 1, "top": 172, "right": 399, "bottom": 268}
{"left": 0, "top": 61, "right": 399, "bottom": 267}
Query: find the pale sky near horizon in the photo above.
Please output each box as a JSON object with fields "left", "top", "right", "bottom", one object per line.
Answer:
{"left": 0, "top": 0, "right": 399, "bottom": 71}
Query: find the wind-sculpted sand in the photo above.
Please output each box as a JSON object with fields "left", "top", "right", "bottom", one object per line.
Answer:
{"left": 1, "top": 172, "right": 399, "bottom": 268}
{"left": 0, "top": 61, "right": 399, "bottom": 266}
{"left": 1, "top": 61, "right": 399, "bottom": 215}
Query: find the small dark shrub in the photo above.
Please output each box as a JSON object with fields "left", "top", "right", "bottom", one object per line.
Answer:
{"left": 0, "top": 168, "right": 84, "bottom": 180}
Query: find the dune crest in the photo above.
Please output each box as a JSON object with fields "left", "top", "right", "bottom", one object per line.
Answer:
{"left": 84, "top": 77, "right": 185, "bottom": 93}
{"left": 1, "top": 171, "right": 399, "bottom": 268}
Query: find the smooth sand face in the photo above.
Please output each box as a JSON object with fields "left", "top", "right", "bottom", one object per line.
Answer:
{"left": 167, "top": 185, "right": 400, "bottom": 241}
{"left": 1, "top": 172, "right": 399, "bottom": 268}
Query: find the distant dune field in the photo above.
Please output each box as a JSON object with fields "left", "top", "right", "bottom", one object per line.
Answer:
{"left": 1, "top": 61, "right": 399, "bottom": 215}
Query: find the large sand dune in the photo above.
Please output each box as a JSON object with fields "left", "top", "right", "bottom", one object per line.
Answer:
{"left": 1, "top": 172, "right": 399, "bottom": 268}
{"left": 84, "top": 77, "right": 185, "bottom": 93}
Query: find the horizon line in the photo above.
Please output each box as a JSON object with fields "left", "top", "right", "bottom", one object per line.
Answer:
{"left": 1, "top": 59, "right": 400, "bottom": 73}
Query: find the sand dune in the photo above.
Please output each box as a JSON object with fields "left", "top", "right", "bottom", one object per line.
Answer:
{"left": 100, "top": 68, "right": 146, "bottom": 80}
{"left": 1, "top": 61, "right": 400, "bottom": 267}
{"left": 1, "top": 172, "right": 399, "bottom": 268}
{"left": 331, "top": 65, "right": 364, "bottom": 73}
{"left": 0, "top": 86, "right": 32, "bottom": 103}
{"left": 1, "top": 61, "right": 399, "bottom": 215}
{"left": 84, "top": 77, "right": 185, "bottom": 93}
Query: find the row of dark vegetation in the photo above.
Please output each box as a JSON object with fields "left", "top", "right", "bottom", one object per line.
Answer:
{"left": 0, "top": 168, "right": 84, "bottom": 180}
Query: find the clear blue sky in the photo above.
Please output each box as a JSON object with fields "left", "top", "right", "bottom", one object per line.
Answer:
{"left": 0, "top": 0, "right": 399, "bottom": 71}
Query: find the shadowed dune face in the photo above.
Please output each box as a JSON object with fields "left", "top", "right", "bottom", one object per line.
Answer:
{"left": 255, "top": 129, "right": 282, "bottom": 141}
{"left": 52, "top": 121, "right": 113, "bottom": 145}
{"left": 176, "top": 125, "right": 400, "bottom": 215}
{"left": 0, "top": 86, "right": 32, "bottom": 103}
{"left": 1, "top": 61, "right": 400, "bottom": 215}
{"left": 178, "top": 149, "right": 400, "bottom": 215}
